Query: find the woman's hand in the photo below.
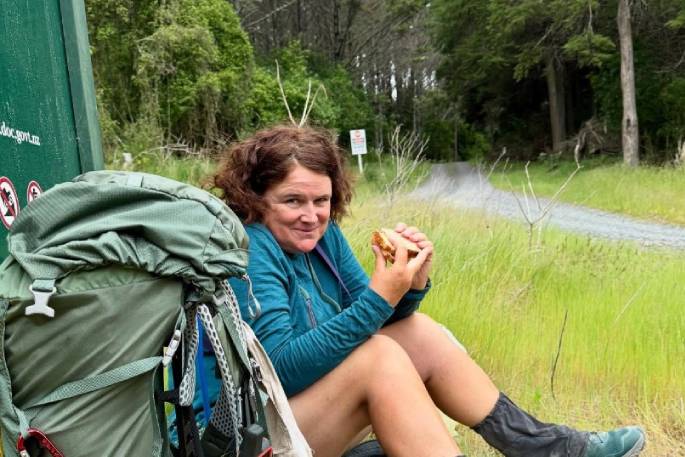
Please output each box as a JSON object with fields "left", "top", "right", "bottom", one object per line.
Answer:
{"left": 394, "top": 223, "right": 433, "bottom": 290}
{"left": 368, "top": 222, "right": 434, "bottom": 306}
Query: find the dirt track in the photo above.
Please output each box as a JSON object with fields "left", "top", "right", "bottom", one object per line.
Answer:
{"left": 411, "top": 162, "right": 685, "bottom": 249}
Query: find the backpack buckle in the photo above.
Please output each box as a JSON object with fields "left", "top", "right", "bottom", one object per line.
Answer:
{"left": 162, "top": 329, "right": 182, "bottom": 367}
{"left": 26, "top": 285, "right": 57, "bottom": 318}
{"left": 17, "top": 428, "right": 64, "bottom": 457}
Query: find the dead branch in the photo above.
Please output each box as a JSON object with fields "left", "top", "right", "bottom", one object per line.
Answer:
{"left": 384, "top": 126, "right": 428, "bottom": 210}
{"left": 275, "top": 60, "right": 327, "bottom": 128}
{"left": 275, "top": 61, "right": 297, "bottom": 126}
{"left": 510, "top": 159, "right": 582, "bottom": 249}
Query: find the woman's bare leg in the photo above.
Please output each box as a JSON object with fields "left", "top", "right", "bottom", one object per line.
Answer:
{"left": 289, "top": 334, "right": 461, "bottom": 457}
{"left": 379, "top": 313, "right": 500, "bottom": 427}
{"left": 379, "top": 314, "right": 645, "bottom": 457}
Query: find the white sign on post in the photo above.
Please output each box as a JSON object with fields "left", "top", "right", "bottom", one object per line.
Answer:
{"left": 349, "top": 129, "right": 367, "bottom": 173}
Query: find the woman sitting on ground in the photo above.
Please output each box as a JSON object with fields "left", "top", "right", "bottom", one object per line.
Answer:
{"left": 215, "top": 124, "right": 645, "bottom": 457}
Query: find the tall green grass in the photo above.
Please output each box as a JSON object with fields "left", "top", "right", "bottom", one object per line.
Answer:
{"left": 93, "top": 156, "right": 684, "bottom": 456}
{"left": 489, "top": 158, "right": 685, "bottom": 226}
{"left": 342, "top": 193, "right": 685, "bottom": 456}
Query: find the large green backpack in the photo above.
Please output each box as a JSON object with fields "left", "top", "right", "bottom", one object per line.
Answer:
{"left": 0, "top": 171, "right": 271, "bottom": 457}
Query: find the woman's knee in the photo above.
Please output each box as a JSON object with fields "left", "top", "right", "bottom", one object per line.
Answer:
{"left": 402, "top": 312, "right": 438, "bottom": 331}
{"left": 391, "top": 312, "right": 439, "bottom": 334}
{"left": 383, "top": 313, "right": 441, "bottom": 347}
{"left": 356, "top": 334, "right": 417, "bottom": 381}
{"left": 385, "top": 313, "right": 465, "bottom": 350}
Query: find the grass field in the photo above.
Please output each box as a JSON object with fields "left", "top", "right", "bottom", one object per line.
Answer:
{"left": 3, "top": 158, "right": 679, "bottom": 457}
{"left": 342, "top": 183, "right": 685, "bottom": 456}
{"left": 489, "top": 157, "right": 685, "bottom": 226}
{"left": 145, "top": 156, "right": 684, "bottom": 455}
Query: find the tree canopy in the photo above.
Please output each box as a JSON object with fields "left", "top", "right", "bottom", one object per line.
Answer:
{"left": 87, "top": 0, "right": 685, "bottom": 163}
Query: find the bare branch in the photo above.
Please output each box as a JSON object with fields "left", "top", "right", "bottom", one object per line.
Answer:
{"left": 300, "top": 83, "right": 327, "bottom": 127}
{"left": 299, "top": 80, "right": 313, "bottom": 127}
{"left": 511, "top": 160, "right": 582, "bottom": 250}
{"left": 245, "top": 0, "right": 298, "bottom": 28}
{"left": 275, "top": 60, "right": 297, "bottom": 126}
{"left": 524, "top": 162, "right": 542, "bottom": 212}
{"left": 384, "top": 126, "right": 428, "bottom": 210}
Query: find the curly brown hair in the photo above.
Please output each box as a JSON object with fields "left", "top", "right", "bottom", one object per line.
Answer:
{"left": 214, "top": 124, "right": 354, "bottom": 223}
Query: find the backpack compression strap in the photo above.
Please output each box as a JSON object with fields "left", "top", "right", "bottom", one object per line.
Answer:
{"left": 12, "top": 310, "right": 188, "bottom": 442}
{"left": 15, "top": 356, "right": 164, "bottom": 439}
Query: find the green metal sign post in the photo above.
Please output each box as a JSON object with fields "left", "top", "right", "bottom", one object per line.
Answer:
{"left": 0, "top": 0, "right": 103, "bottom": 259}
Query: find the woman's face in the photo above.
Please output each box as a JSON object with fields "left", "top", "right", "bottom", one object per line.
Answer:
{"left": 262, "top": 164, "right": 332, "bottom": 254}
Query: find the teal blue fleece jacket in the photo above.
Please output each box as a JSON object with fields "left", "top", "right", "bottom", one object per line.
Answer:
{"left": 229, "top": 222, "right": 430, "bottom": 397}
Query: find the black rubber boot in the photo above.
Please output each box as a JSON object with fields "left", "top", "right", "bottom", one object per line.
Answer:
{"left": 472, "top": 392, "right": 588, "bottom": 457}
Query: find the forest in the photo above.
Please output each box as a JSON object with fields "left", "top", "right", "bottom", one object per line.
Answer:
{"left": 87, "top": 0, "right": 685, "bottom": 166}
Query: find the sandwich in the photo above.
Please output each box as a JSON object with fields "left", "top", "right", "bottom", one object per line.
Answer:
{"left": 371, "top": 228, "right": 421, "bottom": 262}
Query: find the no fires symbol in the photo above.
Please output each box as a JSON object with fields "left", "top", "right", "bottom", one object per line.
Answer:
{"left": 27, "top": 180, "right": 42, "bottom": 203}
{"left": 0, "top": 176, "right": 20, "bottom": 229}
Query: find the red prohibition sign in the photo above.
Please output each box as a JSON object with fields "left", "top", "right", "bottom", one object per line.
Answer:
{"left": 27, "top": 180, "right": 43, "bottom": 203}
{"left": 0, "top": 176, "right": 20, "bottom": 229}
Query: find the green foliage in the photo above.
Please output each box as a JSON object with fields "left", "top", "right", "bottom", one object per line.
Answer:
{"left": 88, "top": 2, "right": 378, "bottom": 157}
{"left": 483, "top": 0, "right": 605, "bottom": 79}
{"left": 563, "top": 32, "right": 615, "bottom": 67}
{"left": 135, "top": 0, "right": 254, "bottom": 144}
{"left": 245, "top": 67, "right": 290, "bottom": 127}
{"left": 119, "top": 118, "right": 166, "bottom": 155}
{"left": 414, "top": 88, "right": 491, "bottom": 161}
{"left": 86, "top": 0, "right": 158, "bottom": 122}
{"left": 87, "top": 0, "right": 685, "bottom": 166}
{"left": 659, "top": 77, "right": 685, "bottom": 142}
{"left": 422, "top": 126, "right": 454, "bottom": 162}
{"left": 666, "top": 9, "right": 685, "bottom": 29}
{"left": 95, "top": 88, "right": 121, "bottom": 156}
{"left": 246, "top": 41, "right": 374, "bottom": 138}
{"left": 589, "top": 55, "right": 622, "bottom": 131}
{"left": 245, "top": 43, "right": 338, "bottom": 129}
{"left": 317, "top": 65, "right": 375, "bottom": 137}
{"left": 429, "top": 0, "right": 685, "bottom": 160}
{"left": 592, "top": 37, "right": 685, "bottom": 157}
{"left": 459, "top": 123, "right": 491, "bottom": 161}
{"left": 430, "top": 0, "right": 611, "bottom": 158}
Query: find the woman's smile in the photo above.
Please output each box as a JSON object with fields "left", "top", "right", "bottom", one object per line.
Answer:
{"left": 261, "top": 164, "right": 332, "bottom": 254}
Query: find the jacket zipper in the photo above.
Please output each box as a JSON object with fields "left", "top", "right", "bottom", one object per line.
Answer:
{"left": 298, "top": 286, "right": 318, "bottom": 328}
{"left": 305, "top": 297, "right": 318, "bottom": 328}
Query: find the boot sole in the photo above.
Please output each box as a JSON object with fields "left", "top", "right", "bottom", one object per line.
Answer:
{"left": 623, "top": 432, "right": 646, "bottom": 457}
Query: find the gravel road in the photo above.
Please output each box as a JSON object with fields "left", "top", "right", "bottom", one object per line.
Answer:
{"left": 411, "top": 162, "right": 685, "bottom": 249}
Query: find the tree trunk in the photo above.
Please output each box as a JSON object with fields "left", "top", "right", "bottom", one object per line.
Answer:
{"left": 296, "top": 0, "right": 303, "bottom": 37}
{"left": 269, "top": 0, "right": 278, "bottom": 51}
{"left": 454, "top": 116, "right": 459, "bottom": 161}
{"left": 545, "top": 55, "right": 567, "bottom": 154}
{"left": 618, "top": 0, "right": 639, "bottom": 166}
{"left": 411, "top": 68, "right": 419, "bottom": 132}
{"left": 565, "top": 64, "right": 576, "bottom": 133}
{"left": 332, "top": 0, "right": 340, "bottom": 60}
